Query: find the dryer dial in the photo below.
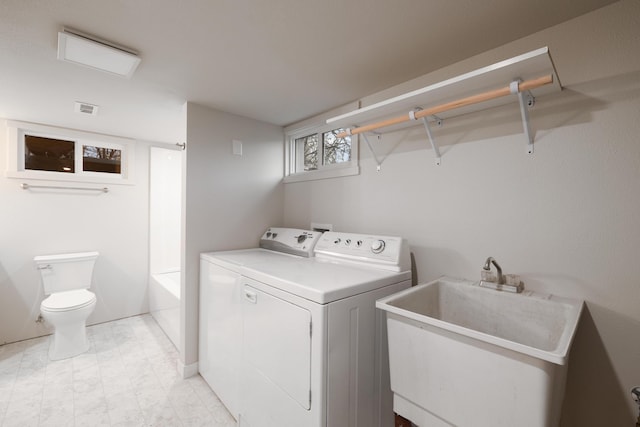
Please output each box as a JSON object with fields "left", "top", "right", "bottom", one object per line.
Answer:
{"left": 371, "top": 240, "right": 386, "bottom": 254}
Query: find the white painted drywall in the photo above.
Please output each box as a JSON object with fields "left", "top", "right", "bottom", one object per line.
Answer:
{"left": 182, "top": 103, "right": 284, "bottom": 367}
{"left": 283, "top": 1, "right": 640, "bottom": 425}
{"left": 0, "top": 119, "right": 151, "bottom": 344}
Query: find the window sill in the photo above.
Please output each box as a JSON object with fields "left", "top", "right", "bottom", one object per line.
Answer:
{"left": 283, "top": 165, "right": 359, "bottom": 184}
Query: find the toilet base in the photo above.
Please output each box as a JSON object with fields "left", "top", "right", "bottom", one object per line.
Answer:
{"left": 48, "top": 321, "right": 90, "bottom": 360}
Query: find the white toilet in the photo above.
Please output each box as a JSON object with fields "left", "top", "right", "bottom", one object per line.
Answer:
{"left": 34, "top": 251, "right": 98, "bottom": 360}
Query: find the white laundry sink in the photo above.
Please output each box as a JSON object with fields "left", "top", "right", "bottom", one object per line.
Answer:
{"left": 376, "top": 276, "right": 583, "bottom": 427}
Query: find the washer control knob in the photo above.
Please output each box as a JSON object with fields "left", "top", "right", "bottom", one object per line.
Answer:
{"left": 356, "top": 240, "right": 363, "bottom": 247}
{"left": 345, "top": 239, "right": 351, "bottom": 245}
{"left": 297, "top": 234, "right": 307, "bottom": 244}
{"left": 371, "top": 240, "right": 385, "bottom": 254}
{"left": 334, "top": 238, "right": 341, "bottom": 245}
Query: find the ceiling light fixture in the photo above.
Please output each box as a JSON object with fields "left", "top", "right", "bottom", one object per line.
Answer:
{"left": 57, "top": 27, "right": 141, "bottom": 78}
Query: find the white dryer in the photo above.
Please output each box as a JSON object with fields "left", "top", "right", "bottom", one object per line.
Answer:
{"left": 199, "top": 227, "right": 322, "bottom": 420}
{"left": 238, "top": 231, "right": 412, "bottom": 427}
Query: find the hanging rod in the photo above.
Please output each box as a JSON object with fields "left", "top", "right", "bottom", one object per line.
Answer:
{"left": 337, "top": 74, "right": 553, "bottom": 138}
{"left": 21, "top": 183, "right": 109, "bottom": 193}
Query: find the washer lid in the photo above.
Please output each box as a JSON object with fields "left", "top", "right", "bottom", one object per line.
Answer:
{"left": 200, "top": 248, "right": 303, "bottom": 272}
{"left": 42, "top": 289, "right": 96, "bottom": 311}
{"left": 241, "top": 257, "right": 411, "bottom": 304}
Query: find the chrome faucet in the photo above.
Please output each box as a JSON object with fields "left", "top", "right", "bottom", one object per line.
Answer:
{"left": 479, "top": 257, "right": 524, "bottom": 293}
{"left": 483, "top": 257, "right": 505, "bottom": 284}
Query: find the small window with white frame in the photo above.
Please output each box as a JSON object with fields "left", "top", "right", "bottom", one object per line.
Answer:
{"left": 284, "top": 102, "right": 359, "bottom": 183}
{"left": 6, "top": 120, "right": 134, "bottom": 184}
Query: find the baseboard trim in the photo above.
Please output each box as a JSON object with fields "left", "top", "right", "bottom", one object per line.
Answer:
{"left": 177, "top": 360, "right": 198, "bottom": 379}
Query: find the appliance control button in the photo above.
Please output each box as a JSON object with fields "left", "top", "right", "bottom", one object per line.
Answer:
{"left": 356, "top": 240, "right": 363, "bottom": 247}
{"left": 345, "top": 239, "right": 351, "bottom": 245}
{"left": 334, "top": 238, "right": 341, "bottom": 244}
{"left": 266, "top": 232, "right": 272, "bottom": 238}
{"left": 297, "top": 235, "right": 307, "bottom": 243}
{"left": 371, "top": 240, "right": 385, "bottom": 254}
{"left": 272, "top": 233, "right": 278, "bottom": 238}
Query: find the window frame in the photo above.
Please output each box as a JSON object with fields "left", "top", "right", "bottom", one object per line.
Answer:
{"left": 6, "top": 120, "right": 135, "bottom": 185}
{"left": 284, "top": 103, "right": 359, "bottom": 183}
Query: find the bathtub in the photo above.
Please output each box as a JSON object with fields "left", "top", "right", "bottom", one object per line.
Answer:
{"left": 149, "top": 270, "right": 180, "bottom": 349}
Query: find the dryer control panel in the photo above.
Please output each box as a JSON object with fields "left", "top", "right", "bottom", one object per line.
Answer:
{"left": 259, "top": 227, "right": 322, "bottom": 257}
{"left": 314, "top": 231, "right": 410, "bottom": 272}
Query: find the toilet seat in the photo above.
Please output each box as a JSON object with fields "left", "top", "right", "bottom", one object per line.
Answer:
{"left": 41, "top": 289, "right": 96, "bottom": 312}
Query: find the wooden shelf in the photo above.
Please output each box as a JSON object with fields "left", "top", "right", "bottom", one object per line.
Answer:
{"left": 327, "top": 47, "right": 561, "bottom": 134}
{"left": 326, "top": 47, "right": 562, "bottom": 167}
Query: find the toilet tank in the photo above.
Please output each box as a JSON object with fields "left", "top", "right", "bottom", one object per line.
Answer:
{"left": 34, "top": 251, "right": 99, "bottom": 294}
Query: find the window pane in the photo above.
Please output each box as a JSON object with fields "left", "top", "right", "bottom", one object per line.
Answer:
{"left": 83, "top": 145, "right": 122, "bottom": 174}
{"left": 24, "top": 135, "right": 75, "bottom": 173}
{"left": 323, "top": 129, "right": 351, "bottom": 165}
{"left": 296, "top": 134, "right": 319, "bottom": 171}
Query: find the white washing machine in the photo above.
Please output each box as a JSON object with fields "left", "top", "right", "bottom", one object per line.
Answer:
{"left": 199, "top": 227, "right": 322, "bottom": 420}
{"left": 238, "top": 231, "right": 411, "bottom": 427}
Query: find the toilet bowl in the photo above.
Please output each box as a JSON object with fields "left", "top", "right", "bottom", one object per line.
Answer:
{"left": 34, "top": 251, "right": 99, "bottom": 360}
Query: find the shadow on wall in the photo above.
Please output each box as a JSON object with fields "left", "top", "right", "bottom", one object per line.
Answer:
{"left": 408, "top": 245, "right": 472, "bottom": 286}
{"left": 409, "top": 252, "right": 418, "bottom": 286}
{"left": 0, "top": 260, "right": 50, "bottom": 346}
{"left": 363, "top": 70, "right": 640, "bottom": 159}
{"left": 560, "top": 303, "right": 638, "bottom": 426}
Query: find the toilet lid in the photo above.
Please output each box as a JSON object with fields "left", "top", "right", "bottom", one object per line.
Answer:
{"left": 41, "top": 289, "right": 96, "bottom": 312}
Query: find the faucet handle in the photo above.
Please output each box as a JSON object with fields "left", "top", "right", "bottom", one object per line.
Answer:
{"left": 480, "top": 269, "right": 496, "bottom": 282}
{"left": 505, "top": 274, "right": 521, "bottom": 286}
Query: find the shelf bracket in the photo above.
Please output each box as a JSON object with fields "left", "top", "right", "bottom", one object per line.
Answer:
{"left": 362, "top": 132, "right": 383, "bottom": 171}
{"left": 411, "top": 109, "right": 441, "bottom": 166}
{"left": 511, "top": 80, "right": 536, "bottom": 154}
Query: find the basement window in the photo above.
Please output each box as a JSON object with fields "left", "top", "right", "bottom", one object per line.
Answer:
{"left": 82, "top": 145, "right": 122, "bottom": 174}
{"left": 284, "top": 103, "right": 359, "bottom": 183}
{"left": 6, "top": 121, "right": 134, "bottom": 184}
{"left": 24, "top": 135, "right": 76, "bottom": 173}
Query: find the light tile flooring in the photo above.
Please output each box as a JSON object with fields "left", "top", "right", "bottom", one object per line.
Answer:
{"left": 0, "top": 315, "right": 236, "bottom": 427}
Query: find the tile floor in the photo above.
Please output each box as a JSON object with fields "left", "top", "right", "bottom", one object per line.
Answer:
{"left": 0, "top": 315, "right": 236, "bottom": 427}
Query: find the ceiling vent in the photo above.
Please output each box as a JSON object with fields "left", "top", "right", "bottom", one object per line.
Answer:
{"left": 74, "top": 101, "right": 99, "bottom": 116}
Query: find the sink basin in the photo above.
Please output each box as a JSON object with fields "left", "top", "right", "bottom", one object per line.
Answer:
{"left": 376, "top": 276, "right": 583, "bottom": 427}
{"left": 379, "top": 276, "right": 582, "bottom": 364}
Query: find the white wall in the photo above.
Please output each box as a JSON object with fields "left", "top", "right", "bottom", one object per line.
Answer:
{"left": 150, "top": 146, "right": 182, "bottom": 274}
{"left": 0, "top": 119, "right": 151, "bottom": 344}
{"left": 182, "top": 103, "right": 284, "bottom": 367}
{"left": 284, "top": 1, "right": 640, "bottom": 425}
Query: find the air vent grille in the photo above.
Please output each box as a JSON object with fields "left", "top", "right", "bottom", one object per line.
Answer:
{"left": 74, "top": 101, "right": 99, "bottom": 116}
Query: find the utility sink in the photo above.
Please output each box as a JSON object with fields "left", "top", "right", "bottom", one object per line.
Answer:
{"left": 376, "top": 276, "right": 583, "bottom": 427}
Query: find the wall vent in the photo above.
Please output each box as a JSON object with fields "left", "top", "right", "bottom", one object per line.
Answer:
{"left": 74, "top": 101, "right": 99, "bottom": 116}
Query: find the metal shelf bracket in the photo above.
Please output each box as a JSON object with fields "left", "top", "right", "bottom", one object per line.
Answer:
{"left": 511, "top": 80, "right": 536, "bottom": 154}
{"left": 362, "top": 132, "right": 384, "bottom": 171}
{"left": 421, "top": 116, "right": 442, "bottom": 166}
{"left": 410, "top": 109, "right": 442, "bottom": 166}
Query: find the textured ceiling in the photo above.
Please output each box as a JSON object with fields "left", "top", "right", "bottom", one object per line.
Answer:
{"left": 0, "top": 0, "right": 619, "bottom": 143}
